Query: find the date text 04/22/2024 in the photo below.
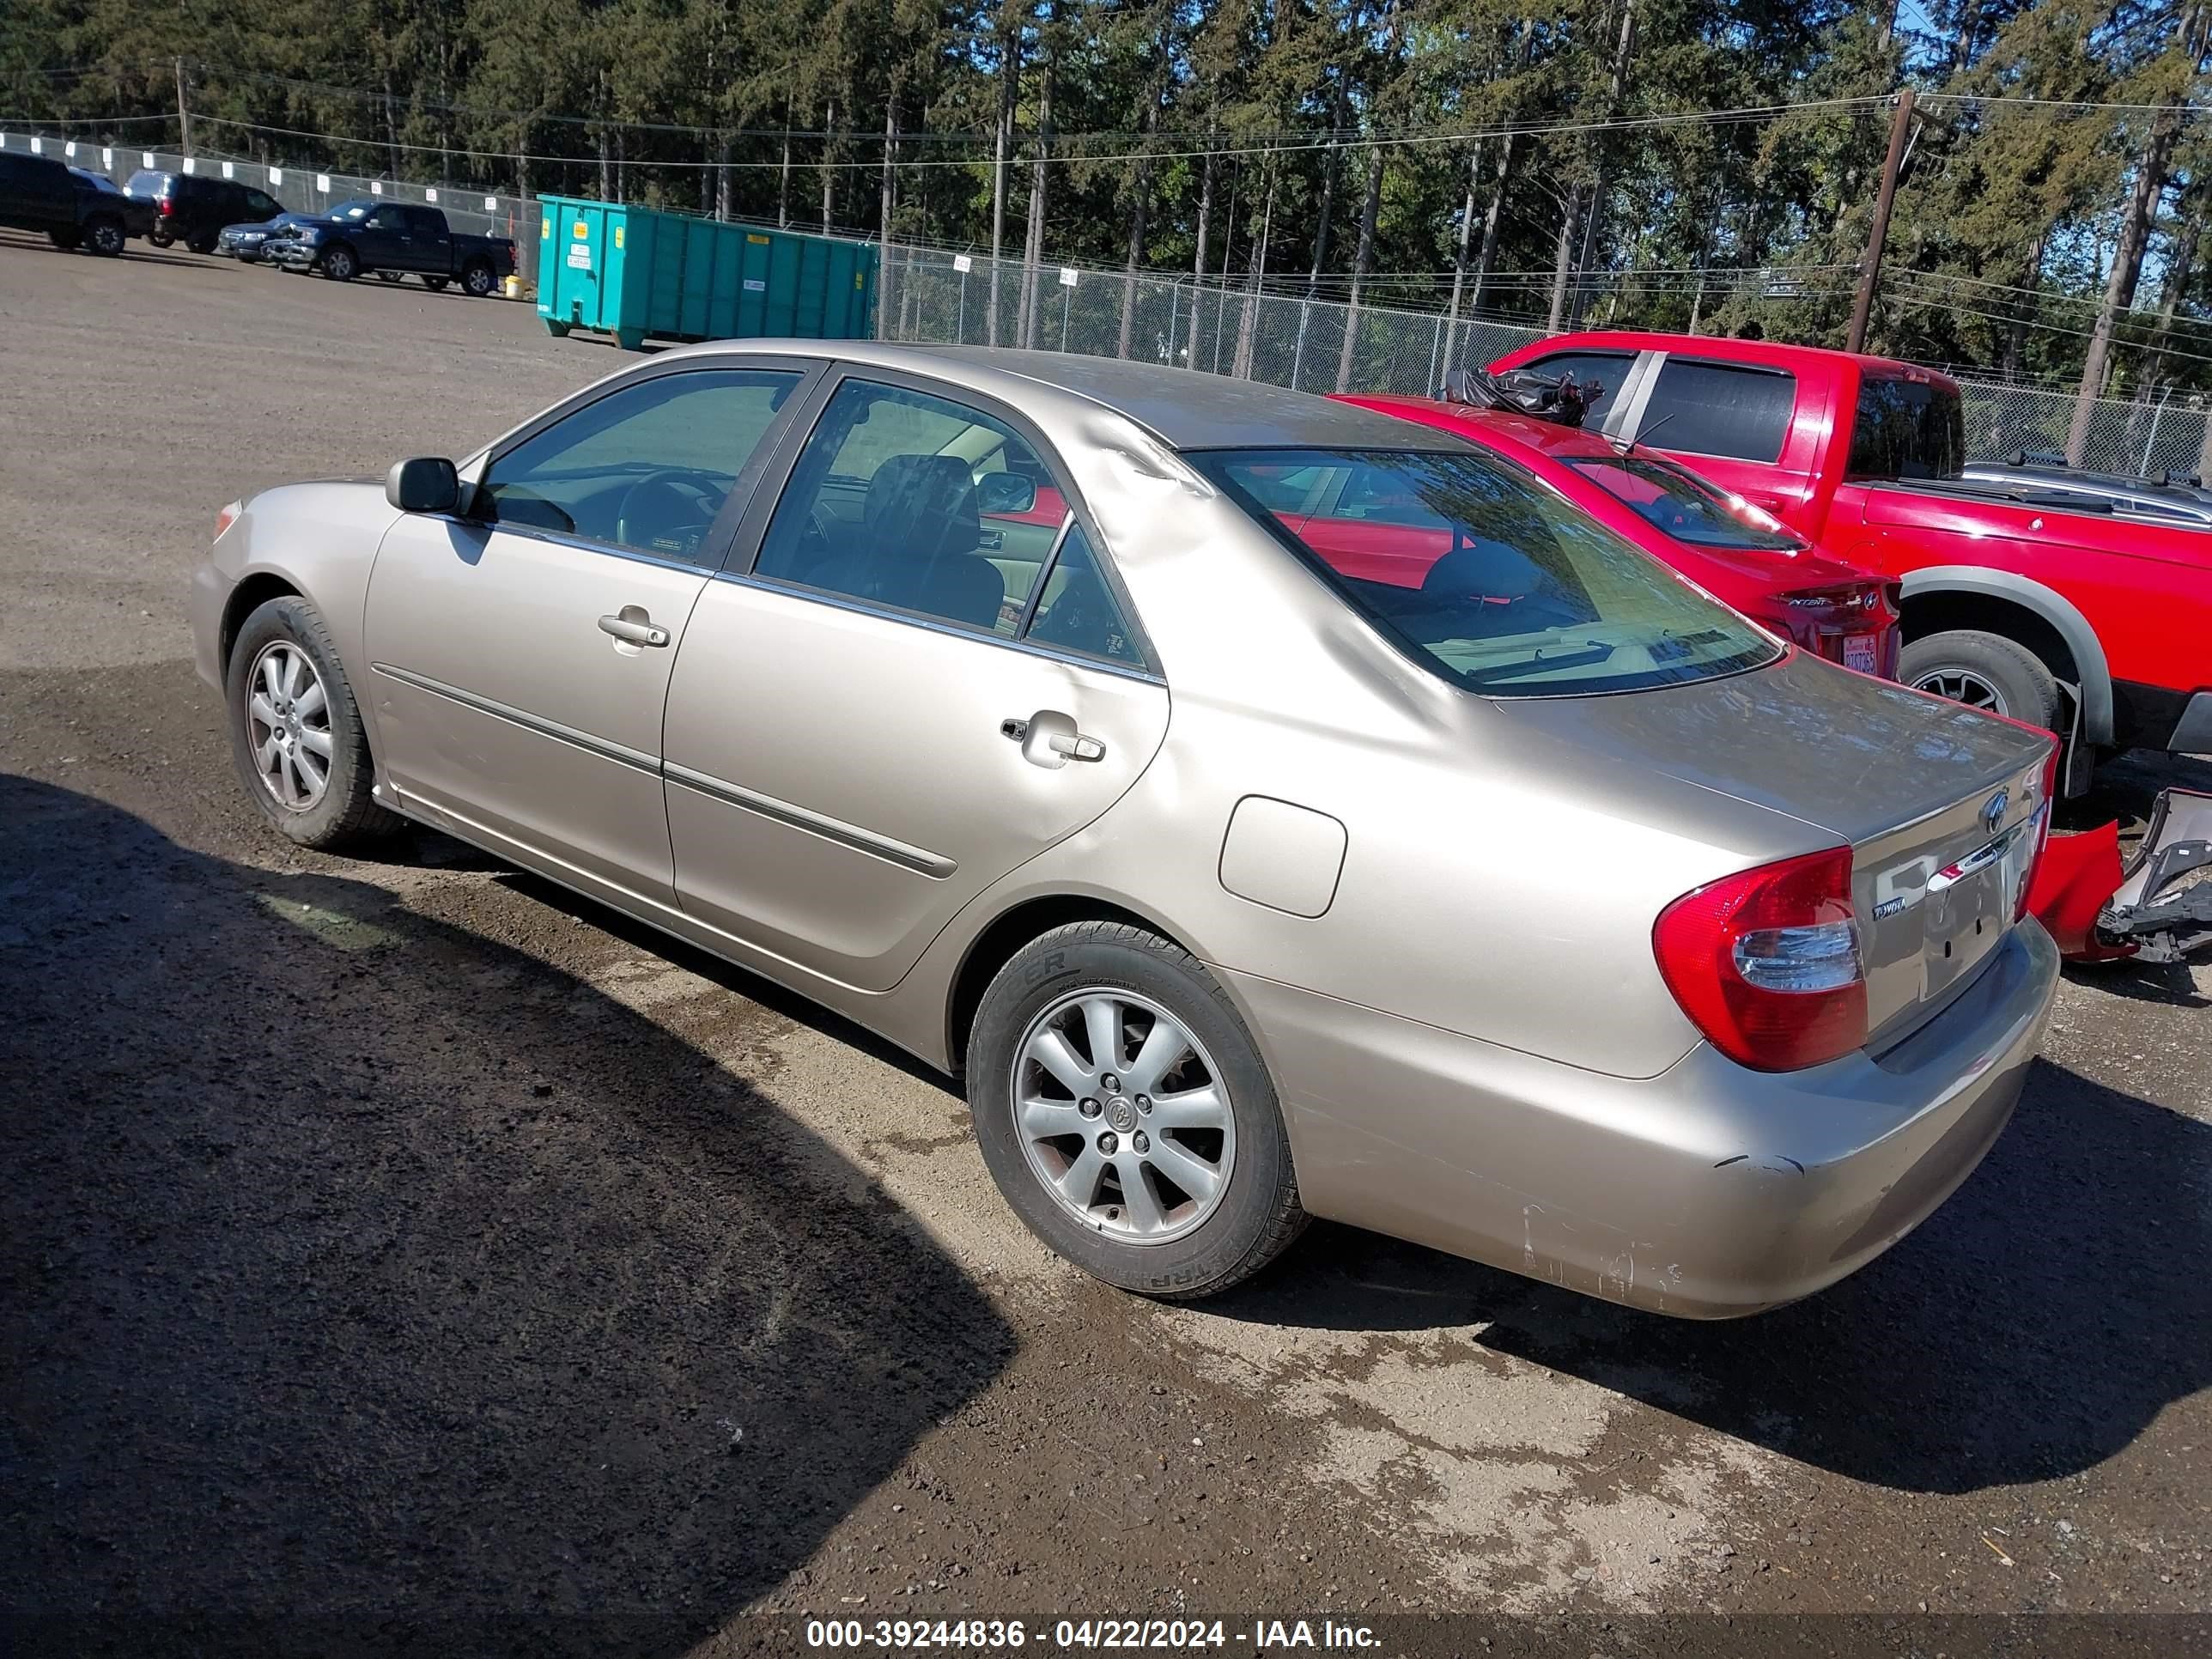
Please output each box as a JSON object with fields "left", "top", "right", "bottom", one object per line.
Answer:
{"left": 803, "top": 1619, "right": 1380, "bottom": 1650}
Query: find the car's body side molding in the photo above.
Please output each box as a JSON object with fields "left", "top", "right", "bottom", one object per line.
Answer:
{"left": 1899, "top": 565, "right": 2114, "bottom": 744}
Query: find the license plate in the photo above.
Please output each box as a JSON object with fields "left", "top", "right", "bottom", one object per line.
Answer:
{"left": 1843, "top": 633, "right": 1878, "bottom": 674}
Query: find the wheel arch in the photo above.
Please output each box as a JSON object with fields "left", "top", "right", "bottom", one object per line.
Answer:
{"left": 944, "top": 893, "right": 1201, "bottom": 1075}
{"left": 219, "top": 572, "right": 305, "bottom": 677}
{"left": 1897, "top": 567, "right": 2113, "bottom": 744}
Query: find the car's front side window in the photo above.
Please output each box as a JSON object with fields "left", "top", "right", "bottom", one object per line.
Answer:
{"left": 753, "top": 379, "right": 1066, "bottom": 636}
{"left": 474, "top": 368, "right": 805, "bottom": 566}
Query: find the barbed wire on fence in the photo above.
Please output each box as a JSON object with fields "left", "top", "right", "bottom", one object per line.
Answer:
{"left": 10, "top": 127, "right": 2209, "bottom": 483}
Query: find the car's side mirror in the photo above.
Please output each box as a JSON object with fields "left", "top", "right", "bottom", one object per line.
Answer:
{"left": 975, "top": 471, "right": 1038, "bottom": 516}
{"left": 386, "top": 456, "right": 459, "bottom": 514}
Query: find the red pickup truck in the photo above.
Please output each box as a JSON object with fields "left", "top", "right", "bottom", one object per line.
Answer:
{"left": 1487, "top": 331, "right": 2212, "bottom": 785}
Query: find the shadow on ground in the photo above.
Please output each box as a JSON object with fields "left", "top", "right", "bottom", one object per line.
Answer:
{"left": 0, "top": 775, "right": 1011, "bottom": 1654}
{"left": 1207, "top": 1052, "right": 2208, "bottom": 1498}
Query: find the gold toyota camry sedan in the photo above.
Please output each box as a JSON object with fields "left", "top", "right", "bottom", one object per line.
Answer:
{"left": 190, "top": 343, "right": 2061, "bottom": 1316}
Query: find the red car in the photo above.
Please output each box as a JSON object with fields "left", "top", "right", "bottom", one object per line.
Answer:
{"left": 1332, "top": 392, "right": 1900, "bottom": 677}
{"left": 1486, "top": 331, "right": 2212, "bottom": 775}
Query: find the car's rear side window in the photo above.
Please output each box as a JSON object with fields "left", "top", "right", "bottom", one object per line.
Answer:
{"left": 1641, "top": 360, "right": 1796, "bottom": 462}
{"left": 1847, "top": 374, "right": 1965, "bottom": 480}
{"left": 1194, "top": 447, "right": 1780, "bottom": 697}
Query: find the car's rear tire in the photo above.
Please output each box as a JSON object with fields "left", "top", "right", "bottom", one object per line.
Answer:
{"left": 147, "top": 228, "right": 173, "bottom": 248}
{"left": 83, "top": 215, "right": 125, "bottom": 258}
{"left": 47, "top": 226, "right": 82, "bottom": 251}
{"left": 459, "top": 258, "right": 496, "bottom": 297}
{"left": 966, "top": 921, "right": 1307, "bottom": 1300}
{"left": 320, "top": 244, "right": 359, "bottom": 282}
{"left": 374, "top": 269, "right": 404, "bottom": 283}
{"left": 225, "top": 596, "right": 405, "bottom": 853}
{"left": 1901, "top": 629, "right": 2062, "bottom": 731}
{"left": 186, "top": 230, "right": 218, "bottom": 255}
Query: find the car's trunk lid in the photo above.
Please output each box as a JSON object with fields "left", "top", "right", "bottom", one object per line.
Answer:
{"left": 1494, "top": 649, "right": 2054, "bottom": 1046}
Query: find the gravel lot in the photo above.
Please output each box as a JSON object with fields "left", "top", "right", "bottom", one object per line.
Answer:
{"left": 3, "top": 230, "right": 2209, "bottom": 1654}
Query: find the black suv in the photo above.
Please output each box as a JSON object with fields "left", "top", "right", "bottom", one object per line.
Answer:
{"left": 123, "top": 170, "right": 285, "bottom": 255}
{"left": 0, "top": 152, "right": 133, "bottom": 256}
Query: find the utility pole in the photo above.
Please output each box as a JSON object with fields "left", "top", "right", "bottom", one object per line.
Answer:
{"left": 1846, "top": 88, "right": 1916, "bottom": 355}
{"left": 174, "top": 57, "right": 192, "bottom": 155}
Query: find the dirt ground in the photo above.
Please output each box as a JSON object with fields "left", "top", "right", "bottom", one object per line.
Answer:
{"left": 3, "top": 231, "right": 2208, "bottom": 1656}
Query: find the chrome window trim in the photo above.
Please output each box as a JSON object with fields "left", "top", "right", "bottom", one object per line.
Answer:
{"left": 663, "top": 763, "right": 957, "bottom": 878}
{"left": 708, "top": 568, "right": 1167, "bottom": 687}
{"left": 368, "top": 662, "right": 660, "bottom": 775}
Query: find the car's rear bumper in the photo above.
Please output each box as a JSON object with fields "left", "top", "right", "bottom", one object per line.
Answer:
{"left": 1224, "top": 920, "right": 2058, "bottom": 1318}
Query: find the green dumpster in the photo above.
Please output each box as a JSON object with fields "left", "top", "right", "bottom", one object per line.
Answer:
{"left": 534, "top": 195, "right": 878, "bottom": 351}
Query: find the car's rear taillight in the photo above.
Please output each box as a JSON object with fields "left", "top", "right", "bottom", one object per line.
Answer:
{"left": 1653, "top": 846, "right": 1867, "bottom": 1072}
{"left": 214, "top": 500, "right": 242, "bottom": 541}
{"left": 2014, "top": 742, "right": 2061, "bottom": 921}
{"left": 158, "top": 197, "right": 175, "bottom": 216}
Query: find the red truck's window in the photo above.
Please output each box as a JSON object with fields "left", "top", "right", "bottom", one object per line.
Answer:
{"left": 1194, "top": 447, "right": 1779, "bottom": 698}
{"left": 1847, "top": 376, "right": 1965, "bottom": 480}
{"left": 1517, "top": 350, "right": 1634, "bottom": 423}
{"left": 1642, "top": 360, "right": 1795, "bottom": 463}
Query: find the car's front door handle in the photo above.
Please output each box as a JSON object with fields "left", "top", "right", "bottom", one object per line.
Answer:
{"left": 1048, "top": 731, "right": 1106, "bottom": 763}
{"left": 599, "top": 612, "right": 670, "bottom": 647}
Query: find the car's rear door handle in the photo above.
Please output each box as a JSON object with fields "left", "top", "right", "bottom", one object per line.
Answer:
{"left": 1003, "top": 711, "right": 1105, "bottom": 767}
{"left": 1049, "top": 731, "right": 1106, "bottom": 762}
{"left": 599, "top": 612, "right": 670, "bottom": 647}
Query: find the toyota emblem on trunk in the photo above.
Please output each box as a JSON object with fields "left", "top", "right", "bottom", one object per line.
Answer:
{"left": 1982, "top": 790, "right": 2009, "bottom": 836}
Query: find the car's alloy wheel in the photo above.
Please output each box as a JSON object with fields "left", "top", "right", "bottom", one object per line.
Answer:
{"left": 323, "top": 246, "right": 357, "bottom": 281}
{"left": 244, "top": 641, "right": 334, "bottom": 811}
{"left": 1012, "top": 988, "right": 1237, "bottom": 1245}
{"left": 225, "top": 596, "right": 404, "bottom": 851}
{"left": 86, "top": 217, "right": 125, "bottom": 257}
{"left": 462, "top": 262, "right": 495, "bottom": 296}
{"left": 967, "top": 921, "right": 1306, "bottom": 1299}
{"left": 1910, "top": 666, "right": 2008, "bottom": 715}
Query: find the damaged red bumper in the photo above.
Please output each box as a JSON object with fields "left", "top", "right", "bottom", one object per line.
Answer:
{"left": 2029, "top": 788, "right": 2212, "bottom": 963}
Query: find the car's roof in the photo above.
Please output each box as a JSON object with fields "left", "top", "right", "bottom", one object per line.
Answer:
{"left": 658, "top": 339, "right": 1470, "bottom": 453}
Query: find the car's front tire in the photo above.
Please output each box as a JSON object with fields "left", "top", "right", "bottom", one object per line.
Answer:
{"left": 226, "top": 596, "right": 404, "bottom": 852}
{"left": 966, "top": 921, "right": 1306, "bottom": 1300}
{"left": 320, "top": 244, "right": 359, "bottom": 282}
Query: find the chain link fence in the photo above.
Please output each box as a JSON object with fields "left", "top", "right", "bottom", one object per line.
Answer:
{"left": 880, "top": 244, "right": 2212, "bottom": 482}
{"left": 13, "top": 126, "right": 2212, "bottom": 481}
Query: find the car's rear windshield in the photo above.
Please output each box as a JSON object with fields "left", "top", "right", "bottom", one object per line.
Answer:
{"left": 1193, "top": 447, "right": 1782, "bottom": 697}
{"left": 1564, "top": 454, "right": 1800, "bottom": 552}
{"left": 1847, "top": 374, "right": 1965, "bottom": 480}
